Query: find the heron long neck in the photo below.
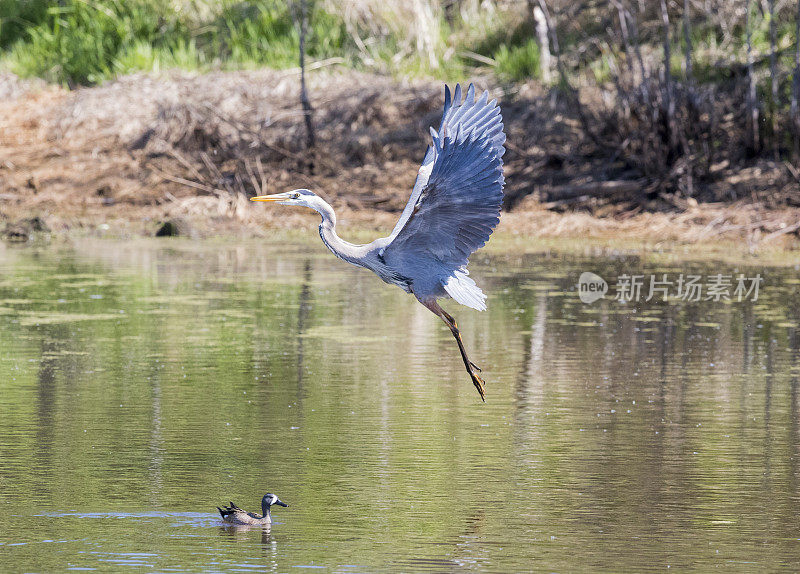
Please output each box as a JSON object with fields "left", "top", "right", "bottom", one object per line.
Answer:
{"left": 316, "top": 200, "right": 364, "bottom": 266}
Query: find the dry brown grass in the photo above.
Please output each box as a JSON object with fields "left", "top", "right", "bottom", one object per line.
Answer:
{"left": 0, "top": 68, "right": 797, "bottom": 253}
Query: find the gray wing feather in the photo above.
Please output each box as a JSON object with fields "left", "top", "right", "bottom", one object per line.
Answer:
{"left": 386, "top": 83, "right": 505, "bottom": 243}
{"left": 384, "top": 84, "right": 505, "bottom": 273}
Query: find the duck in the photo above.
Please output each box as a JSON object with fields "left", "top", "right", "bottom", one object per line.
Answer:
{"left": 217, "top": 493, "right": 288, "bottom": 525}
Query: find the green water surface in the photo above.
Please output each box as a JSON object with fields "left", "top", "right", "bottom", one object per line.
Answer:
{"left": 0, "top": 238, "right": 798, "bottom": 572}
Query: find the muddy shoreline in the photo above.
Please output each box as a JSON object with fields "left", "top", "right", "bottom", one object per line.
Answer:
{"left": 1, "top": 70, "right": 798, "bottom": 254}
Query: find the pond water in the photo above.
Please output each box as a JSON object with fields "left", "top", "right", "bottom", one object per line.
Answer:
{"left": 0, "top": 238, "right": 798, "bottom": 572}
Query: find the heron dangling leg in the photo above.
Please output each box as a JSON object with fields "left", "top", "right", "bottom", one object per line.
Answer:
{"left": 420, "top": 299, "right": 487, "bottom": 401}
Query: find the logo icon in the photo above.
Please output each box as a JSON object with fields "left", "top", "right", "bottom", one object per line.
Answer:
{"left": 578, "top": 272, "right": 608, "bottom": 304}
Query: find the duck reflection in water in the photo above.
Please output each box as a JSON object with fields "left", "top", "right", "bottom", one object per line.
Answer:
{"left": 219, "top": 522, "right": 274, "bottom": 546}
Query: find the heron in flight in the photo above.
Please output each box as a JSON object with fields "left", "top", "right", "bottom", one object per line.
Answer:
{"left": 251, "top": 84, "right": 505, "bottom": 400}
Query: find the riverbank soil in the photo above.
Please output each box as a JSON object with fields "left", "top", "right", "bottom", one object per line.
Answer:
{"left": 1, "top": 70, "right": 798, "bottom": 251}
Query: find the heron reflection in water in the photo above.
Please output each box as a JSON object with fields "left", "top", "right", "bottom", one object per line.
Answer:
{"left": 252, "top": 84, "right": 505, "bottom": 400}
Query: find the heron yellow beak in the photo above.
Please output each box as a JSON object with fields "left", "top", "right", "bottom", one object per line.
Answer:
{"left": 250, "top": 193, "right": 285, "bottom": 202}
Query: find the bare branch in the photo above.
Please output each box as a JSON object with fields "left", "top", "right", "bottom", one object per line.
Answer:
{"left": 298, "top": 0, "right": 316, "bottom": 150}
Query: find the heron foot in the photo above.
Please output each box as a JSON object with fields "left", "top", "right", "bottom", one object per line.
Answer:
{"left": 417, "top": 298, "right": 487, "bottom": 402}
{"left": 470, "top": 370, "right": 487, "bottom": 402}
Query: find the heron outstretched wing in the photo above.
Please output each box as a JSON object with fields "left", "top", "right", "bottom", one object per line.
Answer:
{"left": 383, "top": 83, "right": 505, "bottom": 273}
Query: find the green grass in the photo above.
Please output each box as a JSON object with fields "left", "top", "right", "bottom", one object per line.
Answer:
{"left": 0, "top": 0, "right": 350, "bottom": 85}
{"left": 470, "top": 15, "right": 544, "bottom": 82}
{"left": 0, "top": 0, "right": 50, "bottom": 49}
{"left": 0, "top": 0, "right": 546, "bottom": 86}
{"left": 3, "top": 0, "right": 191, "bottom": 84}
{"left": 493, "top": 38, "right": 541, "bottom": 82}
{"left": 9, "top": 1, "right": 182, "bottom": 84}
{"left": 2, "top": 0, "right": 797, "bottom": 90}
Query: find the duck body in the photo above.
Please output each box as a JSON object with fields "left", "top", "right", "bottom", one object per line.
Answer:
{"left": 218, "top": 493, "right": 287, "bottom": 525}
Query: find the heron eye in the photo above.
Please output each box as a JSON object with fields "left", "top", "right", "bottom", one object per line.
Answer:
{"left": 292, "top": 193, "right": 300, "bottom": 199}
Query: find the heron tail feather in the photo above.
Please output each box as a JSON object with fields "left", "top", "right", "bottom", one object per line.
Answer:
{"left": 443, "top": 269, "right": 487, "bottom": 311}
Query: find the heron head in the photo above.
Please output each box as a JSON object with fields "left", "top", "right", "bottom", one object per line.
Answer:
{"left": 262, "top": 493, "right": 288, "bottom": 508}
{"left": 250, "top": 189, "right": 320, "bottom": 210}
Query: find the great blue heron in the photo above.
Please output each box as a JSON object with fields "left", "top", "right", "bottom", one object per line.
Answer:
{"left": 251, "top": 84, "right": 505, "bottom": 400}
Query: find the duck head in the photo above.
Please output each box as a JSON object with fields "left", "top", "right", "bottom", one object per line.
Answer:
{"left": 261, "top": 493, "right": 288, "bottom": 516}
